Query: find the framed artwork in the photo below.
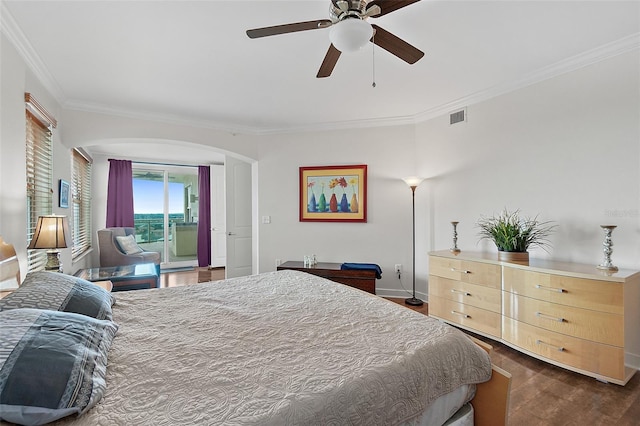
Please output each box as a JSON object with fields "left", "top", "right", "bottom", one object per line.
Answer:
{"left": 300, "top": 164, "right": 367, "bottom": 222}
{"left": 59, "top": 179, "right": 69, "bottom": 208}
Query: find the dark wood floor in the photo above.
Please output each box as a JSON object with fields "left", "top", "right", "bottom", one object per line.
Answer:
{"left": 159, "top": 266, "right": 225, "bottom": 288}
{"left": 160, "top": 271, "right": 640, "bottom": 425}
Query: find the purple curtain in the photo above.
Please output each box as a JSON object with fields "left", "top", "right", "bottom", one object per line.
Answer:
{"left": 106, "top": 159, "right": 134, "bottom": 227}
{"left": 197, "top": 165, "right": 212, "bottom": 267}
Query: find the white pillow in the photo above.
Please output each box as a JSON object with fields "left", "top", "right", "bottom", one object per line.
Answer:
{"left": 115, "top": 234, "right": 143, "bottom": 255}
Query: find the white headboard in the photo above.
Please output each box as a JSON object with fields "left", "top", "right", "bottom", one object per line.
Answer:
{"left": 0, "top": 235, "right": 20, "bottom": 290}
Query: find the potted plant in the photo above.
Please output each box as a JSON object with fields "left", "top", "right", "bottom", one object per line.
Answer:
{"left": 476, "top": 209, "right": 555, "bottom": 262}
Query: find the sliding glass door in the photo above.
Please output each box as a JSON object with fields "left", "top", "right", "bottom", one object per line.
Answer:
{"left": 132, "top": 165, "right": 199, "bottom": 269}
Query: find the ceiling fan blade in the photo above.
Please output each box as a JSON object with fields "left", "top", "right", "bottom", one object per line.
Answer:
{"left": 317, "top": 44, "right": 342, "bottom": 78}
{"left": 247, "top": 20, "right": 332, "bottom": 39}
{"left": 371, "top": 25, "right": 424, "bottom": 64}
{"left": 366, "top": 0, "right": 421, "bottom": 18}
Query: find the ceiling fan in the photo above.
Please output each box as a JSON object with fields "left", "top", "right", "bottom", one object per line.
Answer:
{"left": 246, "top": 0, "right": 425, "bottom": 78}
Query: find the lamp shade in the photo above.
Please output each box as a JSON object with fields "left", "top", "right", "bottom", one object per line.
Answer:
{"left": 28, "top": 215, "right": 70, "bottom": 249}
{"left": 402, "top": 176, "right": 425, "bottom": 189}
{"left": 329, "top": 19, "right": 373, "bottom": 53}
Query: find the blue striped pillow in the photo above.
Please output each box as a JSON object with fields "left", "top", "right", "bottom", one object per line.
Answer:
{"left": 0, "top": 308, "right": 118, "bottom": 425}
{"left": 0, "top": 271, "right": 115, "bottom": 321}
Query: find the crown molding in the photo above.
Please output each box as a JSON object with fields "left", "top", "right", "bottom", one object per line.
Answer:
{"left": 63, "top": 99, "right": 260, "bottom": 136}
{"left": 71, "top": 32, "right": 635, "bottom": 136}
{"left": 414, "top": 32, "right": 640, "bottom": 123}
{"left": 1, "top": 2, "right": 66, "bottom": 103}
{"left": 255, "top": 114, "right": 416, "bottom": 135}
{"left": 64, "top": 98, "right": 416, "bottom": 136}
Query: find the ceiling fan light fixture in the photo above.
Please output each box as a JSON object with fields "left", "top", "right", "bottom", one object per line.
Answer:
{"left": 329, "top": 19, "right": 373, "bottom": 53}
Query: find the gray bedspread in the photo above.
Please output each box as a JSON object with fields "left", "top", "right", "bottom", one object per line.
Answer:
{"left": 57, "top": 270, "right": 491, "bottom": 425}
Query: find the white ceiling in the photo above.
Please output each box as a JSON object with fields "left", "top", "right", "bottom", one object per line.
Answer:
{"left": 3, "top": 1, "right": 639, "bottom": 135}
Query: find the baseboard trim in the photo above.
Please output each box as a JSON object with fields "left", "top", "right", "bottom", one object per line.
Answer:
{"left": 376, "top": 288, "right": 428, "bottom": 302}
{"left": 625, "top": 352, "right": 640, "bottom": 371}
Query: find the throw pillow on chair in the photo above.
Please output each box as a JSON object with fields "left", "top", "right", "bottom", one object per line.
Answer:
{"left": 115, "top": 235, "right": 143, "bottom": 255}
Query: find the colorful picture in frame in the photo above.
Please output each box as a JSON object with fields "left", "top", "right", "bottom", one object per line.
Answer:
{"left": 59, "top": 179, "right": 70, "bottom": 208}
{"left": 300, "top": 165, "right": 367, "bottom": 222}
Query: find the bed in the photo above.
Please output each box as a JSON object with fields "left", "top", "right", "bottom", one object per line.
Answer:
{"left": 0, "top": 236, "right": 510, "bottom": 426}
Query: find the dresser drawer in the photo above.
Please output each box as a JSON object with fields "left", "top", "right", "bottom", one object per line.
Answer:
{"left": 503, "top": 267, "right": 623, "bottom": 314}
{"left": 429, "top": 295, "right": 501, "bottom": 338}
{"left": 502, "top": 317, "right": 625, "bottom": 381}
{"left": 503, "top": 293, "right": 623, "bottom": 346}
{"left": 429, "top": 275, "right": 501, "bottom": 313}
{"left": 429, "top": 256, "right": 501, "bottom": 289}
{"left": 330, "top": 277, "right": 375, "bottom": 294}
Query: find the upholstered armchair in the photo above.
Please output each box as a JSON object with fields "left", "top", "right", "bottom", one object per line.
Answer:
{"left": 97, "top": 228, "right": 160, "bottom": 274}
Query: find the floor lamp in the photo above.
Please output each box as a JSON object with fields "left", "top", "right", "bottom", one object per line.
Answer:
{"left": 402, "top": 176, "right": 424, "bottom": 306}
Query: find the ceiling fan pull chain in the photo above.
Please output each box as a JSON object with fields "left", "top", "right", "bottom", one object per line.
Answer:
{"left": 372, "top": 32, "right": 376, "bottom": 88}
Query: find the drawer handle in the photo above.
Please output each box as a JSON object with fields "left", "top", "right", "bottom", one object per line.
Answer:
{"left": 536, "top": 339, "right": 564, "bottom": 352}
{"left": 535, "top": 312, "right": 565, "bottom": 322}
{"left": 451, "top": 289, "right": 471, "bottom": 296}
{"left": 535, "top": 284, "right": 564, "bottom": 293}
{"left": 451, "top": 310, "right": 470, "bottom": 318}
{"left": 450, "top": 268, "right": 471, "bottom": 274}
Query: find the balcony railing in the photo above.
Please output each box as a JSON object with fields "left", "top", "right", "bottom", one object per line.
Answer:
{"left": 134, "top": 217, "right": 185, "bottom": 244}
{"left": 133, "top": 216, "right": 197, "bottom": 263}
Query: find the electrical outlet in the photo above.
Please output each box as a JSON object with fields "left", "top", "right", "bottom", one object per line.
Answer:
{"left": 395, "top": 264, "right": 402, "bottom": 273}
{"left": 275, "top": 259, "right": 282, "bottom": 267}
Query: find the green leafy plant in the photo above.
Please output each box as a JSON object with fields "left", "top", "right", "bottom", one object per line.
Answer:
{"left": 477, "top": 209, "right": 555, "bottom": 252}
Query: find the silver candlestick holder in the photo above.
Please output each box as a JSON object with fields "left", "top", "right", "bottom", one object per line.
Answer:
{"left": 596, "top": 225, "right": 618, "bottom": 272}
{"left": 450, "top": 221, "right": 461, "bottom": 253}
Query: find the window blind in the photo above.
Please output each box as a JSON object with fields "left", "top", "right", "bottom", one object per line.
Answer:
{"left": 72, "top": 148, "right": 92, "bottom": 259}
{"left": 25, "top": 109, "right": 53, "bottom": 271}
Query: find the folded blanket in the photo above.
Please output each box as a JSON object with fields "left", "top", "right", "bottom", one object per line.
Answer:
{"left": 340, "top": 263, "right": 382, "bottom": 279}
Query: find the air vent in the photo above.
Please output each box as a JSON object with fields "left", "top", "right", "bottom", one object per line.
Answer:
{"left": 450, "top": 108, "right": 466, "bottom": 125}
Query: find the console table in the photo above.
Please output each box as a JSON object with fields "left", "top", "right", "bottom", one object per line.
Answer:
{"left": 428, "top": 250, "right": 640, "bottom": 385}
{"left": 277, "top": 261, "right": 376, "bottom": 294}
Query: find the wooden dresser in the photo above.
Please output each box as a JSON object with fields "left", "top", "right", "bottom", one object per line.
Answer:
{"left": 428, "top": 250, "right": 640, "bottom": 385}
{"left": 277, "top": 261, "right": 377, "bottom": 294}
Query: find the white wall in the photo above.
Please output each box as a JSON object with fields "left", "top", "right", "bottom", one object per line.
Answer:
{"left": 415, "top": 50, "right": 639, "bottom": 271}
{"left": 61, "top": 109, "right": 260, "bottom": 162}
{"left": 59, "top": 111, "right": 261, "bottom": 269}
{"left": 58, "top": 110, "right": 430, "bottom": 299}
{"left": 254, "top": 50, "right": 639, "bottom": 301}
{"left": 2, "top": 32, "right": 638, "bottom": 303}
{"left": 256, "top": 125, "right": 421, "bottom": 298}
{"left": 0, "top": 32, "right": 78, "bottom": 276}
{"left": 0, "top": 32, "right": 27, "bottom": 268}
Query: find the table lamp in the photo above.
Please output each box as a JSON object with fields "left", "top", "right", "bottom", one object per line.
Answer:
{"left": 28, "top": 215, "right": 70, "bottom": 272}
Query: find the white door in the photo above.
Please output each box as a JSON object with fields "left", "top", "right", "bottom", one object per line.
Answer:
{"left": 225, "top": 156, "right": 252, "bottom": 278}
{"left": 210, "top": 164, "right": 226, "bottom": 268}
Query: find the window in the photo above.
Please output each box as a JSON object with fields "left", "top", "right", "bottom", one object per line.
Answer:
{"left": 71, "top": 148, "right": 92, "bottom": 259}
{"left": 25, "top": 93, "right": 56, "bottom": 272}
{"left": 132, "top": 165, "right": 199, "bottom": 267}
